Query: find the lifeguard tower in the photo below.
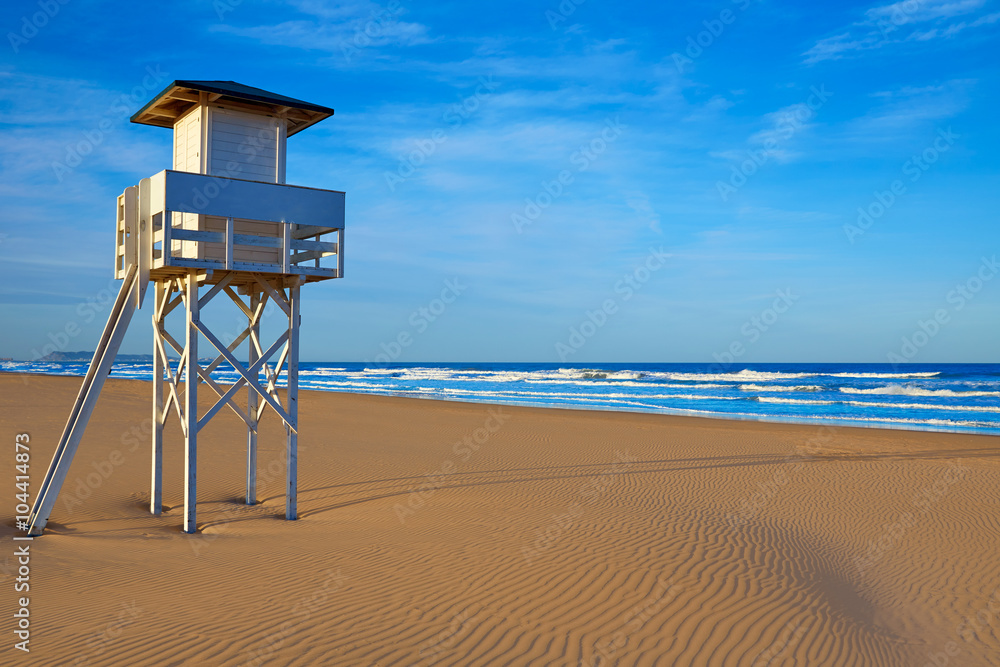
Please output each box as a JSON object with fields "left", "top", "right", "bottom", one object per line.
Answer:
{"left": 27, "top": 81, "right": 344, "bottom": 535}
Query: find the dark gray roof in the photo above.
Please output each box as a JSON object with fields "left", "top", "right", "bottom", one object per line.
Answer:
{"left": 131, "top": 80, "right": 334, "bottom": 136}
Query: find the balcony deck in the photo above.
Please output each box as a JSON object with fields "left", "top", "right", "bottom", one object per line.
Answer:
{"left": 116, "top": 170, "right": 344, "bottom": 286}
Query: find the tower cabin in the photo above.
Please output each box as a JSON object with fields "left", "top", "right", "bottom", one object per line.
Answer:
{"left": 121, "top": 79, "right": 344, "bottom": 284}
{"left": 26, "top": 81, "right": 344, "bottom": 536}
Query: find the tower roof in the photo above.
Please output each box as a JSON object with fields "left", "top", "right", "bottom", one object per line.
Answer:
{"left": 131, "top": 80, "right": 334, "bottom": 136}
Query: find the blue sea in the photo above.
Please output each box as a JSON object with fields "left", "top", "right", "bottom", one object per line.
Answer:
{"left": 3, "top": 361, "right": 999, "bottom": 435}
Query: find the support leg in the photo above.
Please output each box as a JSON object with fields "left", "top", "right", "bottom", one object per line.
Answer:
{"left": 151, "top": 280, "right": 164, "bottom": 515}
{"left": 286, "top": 282, "right": 300, "bottom": 521}
{"left": 183, "top": 272, "right": 199, "bottom": 533}
{"left": 246, "top": 290, "right": 259, "bottom": 505}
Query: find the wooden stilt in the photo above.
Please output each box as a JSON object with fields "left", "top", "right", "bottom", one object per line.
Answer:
{"left": 286, "top": 282, "right": 300, "bottom": 521}
{"left": 151, "top": 280, "right": 164, "bottom": 515}
{"left": 247, "top": 290, "right": 259, "bottom": 505}
{"left": 183, "top": 272, "right": 199, "bottom": 534}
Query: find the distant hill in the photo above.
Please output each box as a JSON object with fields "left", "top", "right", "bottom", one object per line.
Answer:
{"left": 37, "top": 351, "right": 156, "bottom": 363}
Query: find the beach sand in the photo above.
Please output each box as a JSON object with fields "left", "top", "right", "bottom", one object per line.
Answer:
{"left": 2, "top": 372, "right": 999, "bottom": 666}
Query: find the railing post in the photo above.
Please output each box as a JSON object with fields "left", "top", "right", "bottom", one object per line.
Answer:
{"left": 281, "top": 223, "right": 291, "bottom": 274}
{"left": 225, "top": 216, "right": 234, "bottom": 270}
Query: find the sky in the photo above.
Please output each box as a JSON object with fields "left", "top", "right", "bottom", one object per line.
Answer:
{"left": 0, "top": 0, "right": 997, "bottom": 364}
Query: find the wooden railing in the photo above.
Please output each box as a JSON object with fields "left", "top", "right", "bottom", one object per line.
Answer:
{"left": 116, "top": 170, "right": 345, "bottom": 281}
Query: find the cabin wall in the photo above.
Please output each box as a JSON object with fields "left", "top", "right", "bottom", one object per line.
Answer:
{"left": 208, "top": 108, "right": 285, "bottom": 184}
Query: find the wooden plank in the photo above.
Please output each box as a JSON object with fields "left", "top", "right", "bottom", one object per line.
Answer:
{"left": 232, "top": 234, "right": 283, "bottom": 249}
{"left": 290, "top": 249, "right": 335, "bottom": 264}
{"left": 167, "top": 90, "right": 200, "bottom": 103}
{"left": 290, "top": 238, "right": 338, "bottom": 252}
{"left": 225, "top": 217, "right": 234, "bottom": 270}
{"left": 292, "top": 225, "right": 338, "bottom": 239}
{"left": 171, "top": 228, "right": 225, "bottom": 244}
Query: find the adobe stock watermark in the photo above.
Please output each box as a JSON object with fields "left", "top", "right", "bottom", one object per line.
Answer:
{"left": 341, "top": 1, "right": 405, "bottom": 63}
{"left": 710, "top": 288, "right": 800, "bottom": 371}
{"left": 522, "top": 450, "right": 638, "bottom": 563}
{"left": 854, "top": 460, "right": 969, "bottom": 575}
{"left": 244, "top": 568, "right": 350, "bottom": 666}
{"left": 887, "top": 255, "right": 996, "bottom": 367}
{"left": 419, "top": 603, "right": 484, "bottom": 663}
{"left": 511, "top": 116, "right": 627, "bottom": 233}
{"left": 672, "top": 0, "right": 754, "bottom": 73}
{"left": 27, "top": 278, "right": 121, "bottom": 363}
{"left": 751, "top": 617, "right": 809, "bottom": 666}
{"left": 955, "top": 584, "right": 1000, "bottom": 648}
{"left": 70, "top": 602, "right": 143, "bottom": 667}
{"left": 7, "top": 0, "right": 70, "bottom": 53}
{"left": 384, "top": 75, "right": 500, "bottom": 192}
{"left": 555, "top": 246, "right": 670, "bottom": 361}
{"left": 844, "top": 127, "right": 959, "bottom": 243}
{"left": 587, "top": 576, "right": 679, "bottom": 666}
{"left": 180, "top": 121, "right": 285, "bottom": 217}
{"left": 871, "top": 0, "right": 933, "bottom": 42}
{"left": 394, "top": 408, "right": 509, "bottom": 523}
{"left": 62, "top": 419, "right": 152, "bottom": 514}
{"left": 212, "top": 0, "right": 243, "bottom": 19}
{"left": 51, "top": 65, "right": 169, "bottom": 182}
{"left": 190, "top": 448, "right": 300, "bottom": 554}
{"left": 726, "top": 425, "right": 836, "bottom": 528}
{"left": 366, "top": 278, "right": 468, "bottom": 366}
{"left": 717, "top": 85, "right": 832, "bottom": 202}
{"left": 545, "top": 0, "right": 588, "bottom": 30}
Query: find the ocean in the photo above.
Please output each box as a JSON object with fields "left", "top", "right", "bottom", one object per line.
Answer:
{"left": 4, "top": 360, "right": 999, "bottom": 436}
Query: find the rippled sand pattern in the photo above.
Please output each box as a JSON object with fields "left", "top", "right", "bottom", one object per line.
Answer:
{"left": 2, "top": 374, "right": 998, "bottom": 665}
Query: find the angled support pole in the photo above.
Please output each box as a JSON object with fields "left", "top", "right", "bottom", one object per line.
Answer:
{"left": 26, "top": 267, "right": 140, "bottom": 535}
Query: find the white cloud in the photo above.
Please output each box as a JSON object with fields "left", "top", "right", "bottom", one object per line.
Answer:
{"left": 212, "top": 0, "right": 432, "bottom": 59}
{"left": 804, "top": 0, "right": 999, "bottom": 63}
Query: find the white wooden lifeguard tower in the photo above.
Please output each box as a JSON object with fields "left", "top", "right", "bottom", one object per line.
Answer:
{"left": 27, "top": 81, "right": 344, "bottom": 535}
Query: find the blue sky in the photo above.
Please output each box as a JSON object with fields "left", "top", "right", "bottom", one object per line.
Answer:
{"left": 0, "top": 0, "right": 997, "bottom": 363}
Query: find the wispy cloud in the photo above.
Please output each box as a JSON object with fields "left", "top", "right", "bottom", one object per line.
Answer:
{"left": 804, "top": 0, "right": 998, "bottom": 63}
{"left": 212, "top": 0, "right": 432, "bottom": 58}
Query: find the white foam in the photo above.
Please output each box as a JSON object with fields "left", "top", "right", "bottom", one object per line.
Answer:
{"left": 844, "top": 400, "right": 1000, "bottom": 414}
{"left": 827, "top": 371, "right": 941, "bottom": 379}
{"left": 649, "top": 370, "right": 818, "bottom": 382}
{"left": 739, "top": 384, "right": 824, "bottom": 393}
{"left": 840, "top": 384, "right": 1000, "bottom": 398}
{"left": 756, "top": 397, "right": 835, "bottom": 406}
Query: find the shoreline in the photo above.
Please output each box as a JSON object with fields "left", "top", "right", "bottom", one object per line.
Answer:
{"left": 4, "top": 368, "right": 998, "bottom": 438}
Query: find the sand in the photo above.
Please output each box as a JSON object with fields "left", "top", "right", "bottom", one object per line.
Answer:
{"left": 1, "top": 372, "right": 999, "bottom": 666}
